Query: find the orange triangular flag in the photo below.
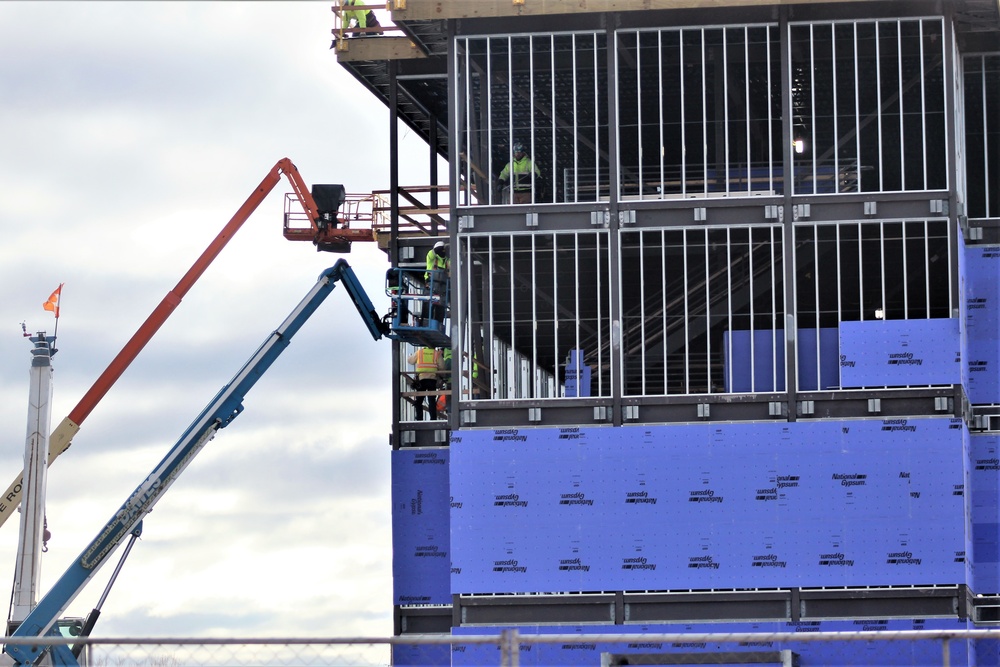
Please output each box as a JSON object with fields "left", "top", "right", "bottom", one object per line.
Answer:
{"left": 42, "top": 284, "right": 63, "bottom": 318}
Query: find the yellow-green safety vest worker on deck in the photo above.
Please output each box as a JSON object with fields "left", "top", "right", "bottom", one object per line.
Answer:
{"left": 343, "top": 0, "right": 369, "bottom": 28}
{"left": 499, "top": 155, "right": 541, "bottom": 192}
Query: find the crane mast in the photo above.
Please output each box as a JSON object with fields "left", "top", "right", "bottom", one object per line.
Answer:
{"left": 8, "top": 333, "right": 56, "bottom": 628}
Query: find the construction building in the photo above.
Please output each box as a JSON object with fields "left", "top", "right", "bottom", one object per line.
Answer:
{"left": 337, "top": 1, "right": 1000, "bottom": 664}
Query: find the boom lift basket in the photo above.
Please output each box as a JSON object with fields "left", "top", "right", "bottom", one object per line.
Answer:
{"left": 385, "top": 267, "right": 451, "bottom": 348}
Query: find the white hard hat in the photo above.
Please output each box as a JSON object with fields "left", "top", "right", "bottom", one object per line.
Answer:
{"left": 434, "top": 241, "right": 445, "bottom": 250}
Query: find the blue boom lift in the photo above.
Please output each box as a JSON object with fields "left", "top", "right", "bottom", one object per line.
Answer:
{"left": 4, "top": 260, "right": 404, "bottom": 666}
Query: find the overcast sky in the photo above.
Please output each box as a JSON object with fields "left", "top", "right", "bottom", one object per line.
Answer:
{"left": 0, "top": 1, "right": 423, "bottom": 640}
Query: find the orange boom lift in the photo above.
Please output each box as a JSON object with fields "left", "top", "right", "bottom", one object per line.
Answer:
{"left": 0, "top": 158, "right": 371, "bottom": 528}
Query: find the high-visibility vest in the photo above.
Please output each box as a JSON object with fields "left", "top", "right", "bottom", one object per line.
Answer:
{"left": 343, "top": 0, "right": 368, "bottom": 27}
{"left": 425, "top": 249, "right": 449, "bottom": 281}
{"left": 415, "top": 348, "right": 438, "bottom": 379}
{"left": 499, "top": 156, "right": 541, "bottom": 191}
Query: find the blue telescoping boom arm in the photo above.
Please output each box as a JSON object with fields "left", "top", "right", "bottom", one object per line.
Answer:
{"left": 5, "top": 260, "right": 389, "bottom": 666}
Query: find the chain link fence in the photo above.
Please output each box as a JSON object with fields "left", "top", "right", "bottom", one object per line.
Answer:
{"left": 4, "top": 629, "right": 1000, "bottom": 666}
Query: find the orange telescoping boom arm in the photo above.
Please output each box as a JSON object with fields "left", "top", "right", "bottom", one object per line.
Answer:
{"left": 0, "top": 158, "right": 329, "bottom": 528}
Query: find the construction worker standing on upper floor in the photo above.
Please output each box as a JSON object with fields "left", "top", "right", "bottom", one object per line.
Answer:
{"left": 498, "top": 142, "right": 543, "bottom": 204}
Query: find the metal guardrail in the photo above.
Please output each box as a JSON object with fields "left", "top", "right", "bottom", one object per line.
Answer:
{"left": 282, "top": 184, "right": 450, "bottom": 246}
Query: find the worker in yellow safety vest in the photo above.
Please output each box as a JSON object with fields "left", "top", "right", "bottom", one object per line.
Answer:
{"left": 498, "top": 142, "right": 542, "bottom": 204}
{"left": 425, "top": 241, "right": 450, "bottom": 283}
{"left": 424, "top": 241, "right": 450, "bottom": 324}
{"left": 407, "top": 346, "right": 443, "bottom": 420}
{"left": 471, "top": 352, "right": 481, "bottom": 398}
{"left": 342, "top": 0, "right": 382, "bottom": 37}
